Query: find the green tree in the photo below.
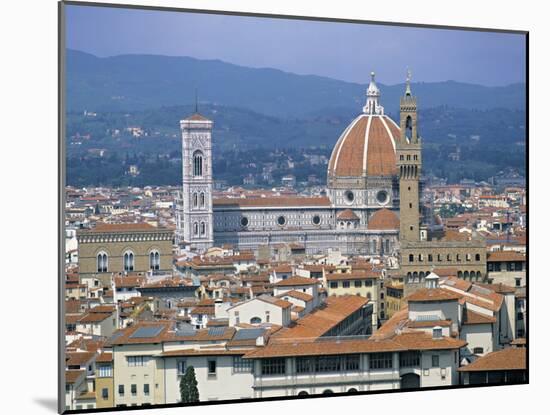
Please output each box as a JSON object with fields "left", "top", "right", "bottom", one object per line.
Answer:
{"left": 179, "top": 366, "right": 199, "bottom": 403}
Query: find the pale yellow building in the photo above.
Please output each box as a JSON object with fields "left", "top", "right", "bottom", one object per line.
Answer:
{"left": 325, "top": 270, "right": 380, "bottom": 325}
{"left": 77, "top": 223, "right": 174, "bottom": 283}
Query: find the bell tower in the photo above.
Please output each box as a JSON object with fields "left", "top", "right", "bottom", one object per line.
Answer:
{"left": 396, "top": 70, "right": 422, "bottom": 242}
{"left": 179, "top": 110, "right": 214, "bottom": 252}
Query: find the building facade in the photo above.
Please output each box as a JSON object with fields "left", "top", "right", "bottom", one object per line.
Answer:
{"left": 77, "top": 223, "right": 173, "bottom": 283}
{"left": 177, "top": 74, "right": 405, "bottom": 255}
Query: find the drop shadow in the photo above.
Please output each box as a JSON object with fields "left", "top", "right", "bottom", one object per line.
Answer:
{"left": 34, "top": 398, "right": 58, "bottom": 413}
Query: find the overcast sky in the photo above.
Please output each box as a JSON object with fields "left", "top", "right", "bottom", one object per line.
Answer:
{"left": 65, "top": 4, "right": 526, "bottom": 86}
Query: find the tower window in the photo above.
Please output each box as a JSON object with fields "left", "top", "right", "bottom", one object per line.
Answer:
{"left": 475, "top": 254, "right": 481, "bottom": 261}
{"left": 200, "top": 222, "right": 206, "bottom": 236}
{"left": 405, "top": 115, "right": 413, "bottom": 140}
{"left": 97, "top": 252, "right": 108, "bottom": 273}
{"left": 193, "top": 193, "right": 198, "bottom": 208}
{"left": 409, "top": 254, "right": 414, "bottom": 263}
{"left": 193, "top": 222, "right": 199, "bottom": 236}
{"left": 149, "top": 251, "right": 160, "bottom": 271}
{"left": 193, "top": 151, "right": 204, "bottom": 177}
{"left": 123, "top": 251, "right": 134, "bottom": 272}
{"left": 200, "top": 192, "right": 205, "bottom": 208}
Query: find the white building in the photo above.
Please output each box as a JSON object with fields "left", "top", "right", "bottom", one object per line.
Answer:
{"left": 176, "top": 74, "right": 413, "bottom": 256}
{"left": 228, "top": 295, "right": 292, "bottom": 327}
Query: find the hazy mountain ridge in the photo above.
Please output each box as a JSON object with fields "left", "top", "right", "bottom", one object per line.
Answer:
{"left": 66, "top": 49, "right": 526, "bottom": 118}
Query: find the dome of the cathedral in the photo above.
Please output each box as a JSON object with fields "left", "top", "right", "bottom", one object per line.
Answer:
{"left": 327, "top": 72, "right": 400, "bottom": 178}
{"left": 327, "top": 113, "right": 400, "bottom": 177}
{"left": 367, "top": 208, "right": 400, "bottom": 230}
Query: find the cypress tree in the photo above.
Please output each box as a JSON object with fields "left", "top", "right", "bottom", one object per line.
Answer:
{"left": 179, "top": 365, "right": 199, "bottom": 403}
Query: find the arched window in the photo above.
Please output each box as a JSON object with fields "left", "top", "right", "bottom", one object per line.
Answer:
{"left": 123, "top": 251, "right": 134, "bottom": 272}
{"left": 149, "top": 251, "right": 160, "bottom": 271}
{"left": 405, "top": 116, "right": 413, "bottom": 140}
{"left": 97, "top": 252, "right": 108, "bottom": 273}
{"left": 475, "top": 253, "right": 481, "bottom": 261}
{"left": 413, "top": 272, "right": 419, "bottom": 282}
{"left": 193, "top": 193, "right": 198, "bottom": 208}
{"left": 463, "top": 271, "right": 469, "bottom": 279}
{"left": 476, "top": 271, "right": 482, "bottom": 280}
{"left": 419, "top": 271, "right": 425, "bottom": 280}
{"left": 200, "top": 222, "right": 206, "bottom": 236}
{"left": 200, "top": 192, "right": 205, "bottom": 208}
{"left": 250, "top": 317, "right": 262, "bottom": 324}
{"left": 407, "top": 272, "right": 412, "bottom": 283}
{"left": 458, "top": 271, "right": 463, "bottom": 279}
{"left": 193, "top": 151, "right": 204, "bottom": 177}
{"left": 193, "top": 222, "right": 199, "bottom": 236}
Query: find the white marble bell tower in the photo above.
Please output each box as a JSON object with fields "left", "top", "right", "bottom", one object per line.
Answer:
{"left": 179, "top": 112, "right": 214, "bottom": 251}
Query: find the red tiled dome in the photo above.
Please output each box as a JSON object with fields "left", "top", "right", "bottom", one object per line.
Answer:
{"left": 337, "top": 209, "right": 360, "bottom": 221}
{"left": 367, "top": 208, "right": 399, "bottom": 230}
{"left": 328, "top": 114, "right": 400, "bottom": 178}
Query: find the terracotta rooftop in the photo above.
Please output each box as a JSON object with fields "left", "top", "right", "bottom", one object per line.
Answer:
{"left": 278, "top": 290, "right": 314, "bottom": 302}
{"left": 367, "top": 208, "right": 400, "bottom": 230}
{"left": 458, "top": 348, "right": 526, "bottom": 372}
{"left": 462, "top": 309, "right": 497, "bottom": 325}
{"left": 107, "top": 321, "right": 173, "bottom": 346}
{"left": 66, "top": 351, "right": 96, "bottom": 367}
{"left": 406, "top": 288, "right": 462, "bottom": 302}
{"left": 245, "top": 331, "right": 465, "bottom": 359}
{"left": 326, "top": 270, "right": 380, "bottom": 281}
{"left": 114, "top": 276, "right": 145, "bottom": 289}
{"left": 274, "top": 276, "right": 319, "bottom": 287}
{"left": 78, "top": 311, "right": 113, "bottom": 324}
{"left": 183, "top": 113, "right": 210, "bottom": 122}
{"left": 487, "top": 251, "right": 526, "bottom": 262}
{"left": 257, "top": 295, "right": 293, "bottom": 309}
{"left": 65, "top": 370, "right": 86, "bottom": 384}
{"left": 160, "top": 349, "right": 244, "bottom": 357}
{"left": 337, "top": 209, "right": 360, "bottom": 221}
{"left": 407, "top": 319, "right": 453, "bottom": 328}
{"left": 95, "top": 352, "right": 113, "bottom": 363}
{"left": 273, "top": 295, "right": 369, "bottom": 339}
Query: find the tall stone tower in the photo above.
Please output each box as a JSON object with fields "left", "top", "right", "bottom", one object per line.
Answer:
{"left": 179, "top": 112, "right": 214, "bottom": 251}
{"left": 396, "top": 71, "right": 422, "bottom": 242}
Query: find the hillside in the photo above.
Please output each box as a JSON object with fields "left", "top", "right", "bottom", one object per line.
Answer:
{"left": 66, "top": 49, "right": 526, "bottom": 118}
